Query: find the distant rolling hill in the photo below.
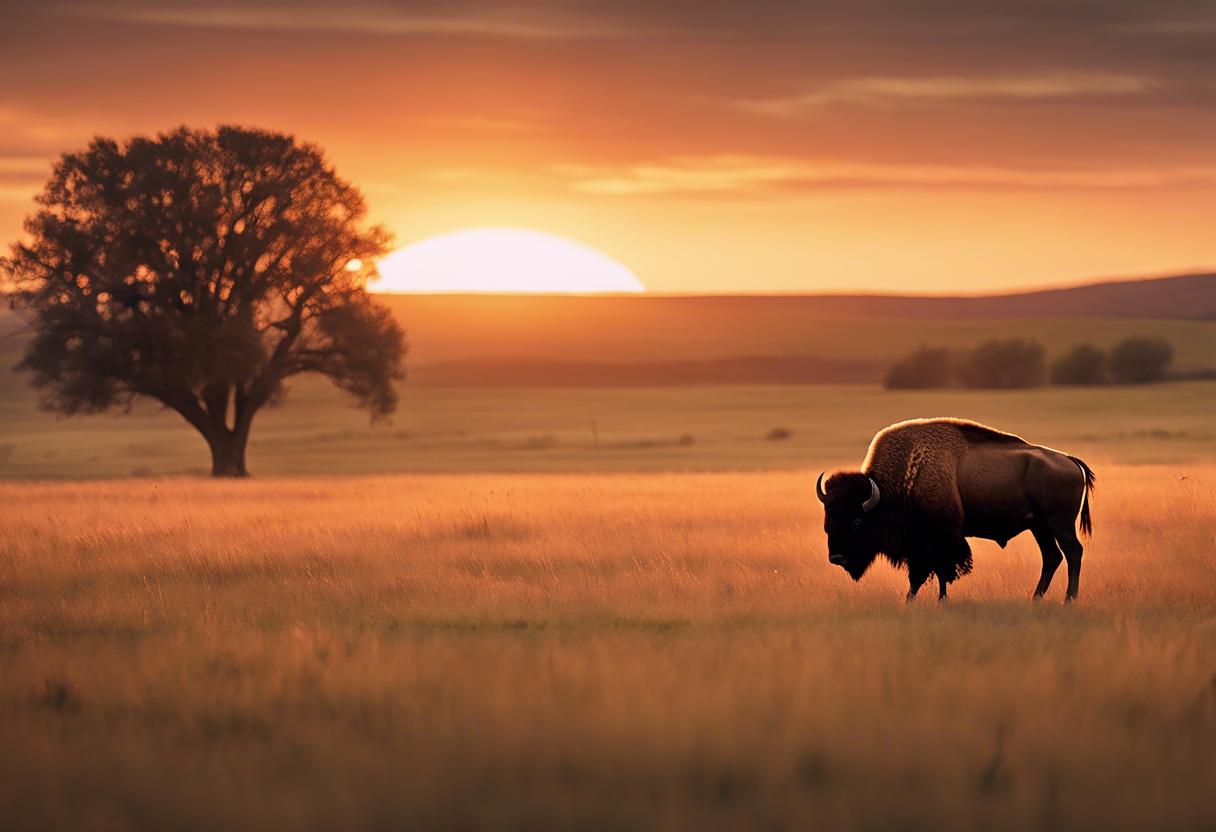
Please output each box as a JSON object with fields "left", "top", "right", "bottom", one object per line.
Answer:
{"left": 734, "top": 272, "right": 1216, "bottom": 320}
{"left": 3, "top": 272, "right": 1215, "bottom": 389}
{"left": 382, "top": 272, "right": 1216, "bottom": 384}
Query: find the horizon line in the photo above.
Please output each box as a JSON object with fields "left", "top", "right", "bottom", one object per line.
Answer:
{"left": 368, "top": 268, "right": 1215, "bottom": 300}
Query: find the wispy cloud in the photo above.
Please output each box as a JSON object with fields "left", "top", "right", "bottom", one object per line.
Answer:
{"left": 0, "top": 178, "right": 44, "bottom": 203}
{"left": 428, "top": 116, "right": 544, "bottom": 134}
{"left": 0, "top": 103, "right": 100, "bottom": 151}
{"left": 735, "top": 74, "right": 1156, "bottom": 117}
{"left": 0, "top": 157, "right": 54, "bottom": 176}
{"left": 0, "top": 162, "right": 48, "bottom": 203}
{"left": 555, "top": 155, "right": 1216, "bottom": 196}
{"left": 358, "top": 181, "right": 404, "bottom": 196}
{"left": 0, "top": 187, "right": 40, "bottom": 202}
{"left": 1136, "top": 19, "right": 1216, "bottom": 35}
{"left": 554, "top": 158, "right": 807, "bottom": 196}
{"left": 426, "top": 168, "right": 481, "bottom": 183}
{"left": 56, "top": 3, "right": 611, "bottom": 39}
{"left": 0, "top": 111, "right": 59, "bottom": 202}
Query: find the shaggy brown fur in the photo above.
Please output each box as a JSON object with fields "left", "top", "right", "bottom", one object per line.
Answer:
{"left": 821, "top": 418, "right": 1095, "bottom": 601}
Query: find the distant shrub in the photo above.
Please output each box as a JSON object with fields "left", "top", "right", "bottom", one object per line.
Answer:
{"left": 1050, "top": 343, "right": 1107, "bottom": 386}
{"left": 958, "top": 339, "right": 1046, "bottom": 389}
{"left": 884, "top": 347, "right": 953, "bottom": 390}
{"left": 625, "top": 434, "right": 695, "bottom": 450}
{"left": 766, "top": 427, "right": 793, "bottom": 441}
{"left": 1108, "top": 337, "right": 1174, "bottom": 384}
{"left": 521, "top": 434, "right": 558, "bottom": 450}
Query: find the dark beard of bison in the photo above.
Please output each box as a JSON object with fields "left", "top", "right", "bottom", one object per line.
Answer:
{"left": 841, "top": 527, "right": 924, "bottom": 582}
{"left": 843, "top": 549, "right": 881, "bottom": 581}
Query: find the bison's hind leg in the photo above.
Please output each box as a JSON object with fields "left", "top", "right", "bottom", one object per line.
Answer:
{"left": 1030, "top": 525, "right": 1064, "bottom": 599}
{"left": 1047, "top": 515, "right": 1084, "bottom": 602}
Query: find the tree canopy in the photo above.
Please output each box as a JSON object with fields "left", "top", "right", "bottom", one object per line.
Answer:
{"left": 1108, "top": 337, "right": 1173, "bottom": 385}
{"left": 1050, "top": 343, "right": 1107, "bottom": 386}
{"left": 3, "top": 126, "right": 406, "bottom": 476}
{"left": 883, "top": 346, "right": 952, "bottom": 390}
{"left": 957, "top": 338, "right": 1046, "bottom": 390}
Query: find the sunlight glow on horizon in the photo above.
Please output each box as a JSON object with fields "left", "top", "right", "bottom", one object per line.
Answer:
{"left": 370, "top": 228, "right": 647, "bottom": 294}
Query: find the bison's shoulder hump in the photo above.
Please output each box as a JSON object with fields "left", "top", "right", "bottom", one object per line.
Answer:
{"left": 950, "top": 420, "right": 1030, "bottom": 447}
{"left": 865, "top": 419, "right": 1031, "bottom": 476}
{"left": 874, "top": 418, "right": 1027, "bottom": 446}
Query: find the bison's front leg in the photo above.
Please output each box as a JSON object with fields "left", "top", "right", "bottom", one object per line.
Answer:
{"left": 935, "top": 568, "right": 951, "bottom": 600}
{"left": 907, "top": 562, "right": 932, "bottom": 601}
{"left": 934, "top": 535, "right": 972, "bottom": 602}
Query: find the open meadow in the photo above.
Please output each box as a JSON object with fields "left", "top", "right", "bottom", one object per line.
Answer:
{"left": 2, "top": 380, "right": 1215, "bottom": 478}
{"left": 3, "top": 297, "right": 1215, "bottom": 829}
{"left": 2, "top": 464, "right": 1215, "bottom": 830}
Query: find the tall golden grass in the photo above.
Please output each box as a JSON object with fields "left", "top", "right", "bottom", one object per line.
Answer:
{"left": 2, "top": 466, "right": 1214, "bottom": 829}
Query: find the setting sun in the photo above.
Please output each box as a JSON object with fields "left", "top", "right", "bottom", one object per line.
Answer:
{"left": 371, "top": 228, "right": 646, "bottom": 294}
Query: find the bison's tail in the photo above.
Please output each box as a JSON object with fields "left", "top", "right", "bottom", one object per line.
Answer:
{"left": 1068, "top": 455, "right": 1096, "bottom": 538}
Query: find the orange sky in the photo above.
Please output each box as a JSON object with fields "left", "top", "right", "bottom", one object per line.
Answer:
{"left": 2, "top": 1, "right": 1215, "bottom": 293}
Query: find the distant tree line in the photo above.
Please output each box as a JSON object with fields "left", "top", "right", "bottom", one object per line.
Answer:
{"left": 884, "top": 337, "right": 1174, "bottom": 390}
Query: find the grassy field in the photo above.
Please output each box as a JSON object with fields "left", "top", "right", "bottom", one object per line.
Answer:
{"left": 2, "top": 379, "right": 1215, "bottom": 478}
{"left": 3, "top": 296, "right": 1214, "bottom": 829}
{"left": 2, "top": 466, "right": 1214, "bottom": 830}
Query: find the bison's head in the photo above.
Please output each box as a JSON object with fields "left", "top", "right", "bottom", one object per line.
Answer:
{"left": 816, "top": 471, "right": 882, "bottom": 581}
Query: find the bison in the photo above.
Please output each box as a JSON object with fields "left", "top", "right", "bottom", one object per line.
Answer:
{"left": 816, "top": 418, "right": 1095, "bottom": 601}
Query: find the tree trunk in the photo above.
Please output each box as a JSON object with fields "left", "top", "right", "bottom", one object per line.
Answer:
{"left": 207, "top": 430, "right": 250, "bottom": 478}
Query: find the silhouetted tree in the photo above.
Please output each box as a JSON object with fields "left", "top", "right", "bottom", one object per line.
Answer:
{"left": 884, "top": 346, "right": 953, "bottom": 390}
{"left": 1108, "top": 337, "right": 1173, "bottom": 384}
{"left": 957, "top": 338, "right": 1045, "bottom": 389}
{"left": 3, "top": 126, "right": 405, "bottom": 476}
{"left": 1050, "top": 343, "right": 1106, "bottom": 386}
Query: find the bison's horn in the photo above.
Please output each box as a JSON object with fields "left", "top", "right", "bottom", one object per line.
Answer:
{"left": 815, "top": 472, "right": 827, "bottom": 504}
{"left": 862, "top": 477, "right": 881, "bottom": 511}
